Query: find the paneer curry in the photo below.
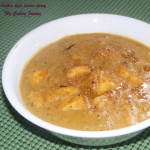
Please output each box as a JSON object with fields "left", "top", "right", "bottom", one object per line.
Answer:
{"left": 20, "top": 33, "right": 150, "bottom": 131}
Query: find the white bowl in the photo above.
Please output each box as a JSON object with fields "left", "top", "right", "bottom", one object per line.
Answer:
{"left": 2, "top": 14, "right": 150, "bottom": 146}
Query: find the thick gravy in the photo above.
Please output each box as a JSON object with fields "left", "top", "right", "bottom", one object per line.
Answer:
{"left": 20, "top": 33, "right": 150, "bottom": 131}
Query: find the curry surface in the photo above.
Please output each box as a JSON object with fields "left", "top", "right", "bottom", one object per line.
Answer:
{"left": 20, "top": 33, "right": 150, "bottom": 131}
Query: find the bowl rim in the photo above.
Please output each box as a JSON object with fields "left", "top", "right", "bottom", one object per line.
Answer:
{"left": 2, "top": 13, "right": 150, "bottom": 138}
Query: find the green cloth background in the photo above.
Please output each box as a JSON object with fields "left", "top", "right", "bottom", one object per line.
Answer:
{"left": 1, "top": 0, "right": 150, "bottom": 149}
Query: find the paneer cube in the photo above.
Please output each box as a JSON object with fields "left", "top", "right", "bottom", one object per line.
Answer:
{"left": 60, "top": 95, "right": 87, "bottom": 111}
{"left": 82, "top": 69, "right": 118, "bottom": 95}
{"left": 116, "top": 67, "right": 143, "bottom": 85}
{"left": 94, "top": 76, "right": 119, "bottom": 95}
{"left": 47, "top": 86, "right": 78, "bottom": 101}
{"left": 66, "top": 65, "right": 90, "bottom": 79}
{"left": 28, "top": 91, "right": 45, "bottom": 108}
{"left": 31, "top": 69, "right": 48, "bottom": 85}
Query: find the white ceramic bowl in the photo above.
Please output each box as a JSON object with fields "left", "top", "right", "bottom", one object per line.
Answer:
{"left": 2, "top": 14, "right": 150, "bottom": 146}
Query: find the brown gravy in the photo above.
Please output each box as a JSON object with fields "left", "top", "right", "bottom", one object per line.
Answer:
{"left": 20, "top": 33, "right": 150, "bottom": 131}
